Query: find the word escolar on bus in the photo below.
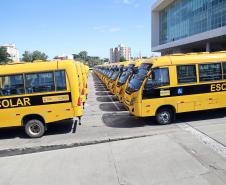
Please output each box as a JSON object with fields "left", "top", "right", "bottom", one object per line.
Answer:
{"left": 0, "top": 97, "right": 31, "bottom": 108}
{"left": 211, "top": 83, "right": 226, "bottom": 92}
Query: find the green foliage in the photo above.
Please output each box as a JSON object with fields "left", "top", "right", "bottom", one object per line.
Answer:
{"left": 22, "top": 50, "right": 48, "bottom": 62}
{"left": 78, "top": 51, "right": 88, "bottom": 60}
{"left": 73, "top": 51, "right": 107, "bottom": 67}
{"left": 119, "top": 56, "right": 126, "bottom": 62}
{"left": 0, "top": 47, "right": 11, "bottom": 64}
{"left": 22, "top": 51, "right": 33, "bottom": 62}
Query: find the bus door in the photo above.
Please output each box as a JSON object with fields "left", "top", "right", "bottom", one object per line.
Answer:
{"left": 142, "top": 67, "right": 171, "bottom": 116}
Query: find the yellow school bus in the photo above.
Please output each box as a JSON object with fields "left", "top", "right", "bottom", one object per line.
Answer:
{"left": 0, "top": 60, "right": 83, "bottom": 138}
{"left": 107, "top": 62, "right": 129, "bottom": 94}
{"left": 115, "top": 60, "right": 144, "bottom": 102}
{"left": 85, "top": 65, "right": 89, "bottom": 78}
{"left": 124, "top": 52, "right": 226, "bottom": 124}
{"left": 80, "top": 63, "right": 88, "bottom": 98}
{"left": 75, "top": 62, "right": 86, "bottom": 105}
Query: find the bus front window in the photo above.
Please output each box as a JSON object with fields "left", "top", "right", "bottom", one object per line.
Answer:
{"left": 117, "top": 65, "right": 134, "bottom": 86}
{"left": 126, "top": 64, "right": 152, "bottom": 92}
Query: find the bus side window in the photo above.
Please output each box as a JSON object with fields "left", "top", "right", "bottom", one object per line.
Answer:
{"left": 177, "top": 65, "right": 197, "bottom": 84}
{"left": 199, "top": 63, "right": 222, "bottom": 82}
{"left": 152, "top": 68, "right": 170, "bottom": 87}
{"left": 223, "top": 63, "right": 226, "bottom": 79}
{"left": 25, "top": 72, "right": 55, "bottom": 93}
{"left": 0, "top": 75, "right": 24, "bottom": 96}
{"left": 55, "top": 71, "right": 67, "bottom": 91}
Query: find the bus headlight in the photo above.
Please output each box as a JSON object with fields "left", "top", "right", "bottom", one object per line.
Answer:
{"left": 130, "top": 97, "right": 136, "bottom": 106}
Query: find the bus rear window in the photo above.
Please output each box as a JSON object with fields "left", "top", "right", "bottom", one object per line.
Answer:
{"left": 55, "top": 71, "right": 67, "bottom": 91}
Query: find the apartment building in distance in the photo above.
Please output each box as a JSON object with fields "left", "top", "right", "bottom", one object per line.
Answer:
{"left": 110, "top": 44, "right": 131, "bottom": 63}
{"left": 152, "top": 0, "right": 226, "bottom": 55}
{"left": 1, "top": 44, "right": 19, "bottom": 61}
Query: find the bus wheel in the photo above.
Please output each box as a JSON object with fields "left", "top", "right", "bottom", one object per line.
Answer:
{"left": 156, "top": 109, "right": 173, "bottom": 125}
{"left": 25, "top": 119, "right": 45, "bottom": 138}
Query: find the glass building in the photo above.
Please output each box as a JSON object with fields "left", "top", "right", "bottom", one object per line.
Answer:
{"left": 152, "top": 0, "right": 226, "bottom": 55}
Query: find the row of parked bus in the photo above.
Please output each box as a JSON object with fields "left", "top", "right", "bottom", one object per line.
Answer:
{"left": 94, "top": 52, "right": 226, "bottom": 125}
{"left": 0, "top": 60, "right": 89, "bottom": 138}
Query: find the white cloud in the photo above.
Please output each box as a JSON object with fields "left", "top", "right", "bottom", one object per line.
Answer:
{"left": 114, "top": 0, "right": 139, "bottom": 7}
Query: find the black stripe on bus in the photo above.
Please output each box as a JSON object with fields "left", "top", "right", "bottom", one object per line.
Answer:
{"left": 142, "top": 82, "right": 226, "bottom": 99}
{"left": 0, "top": 92, "right": 72, "bottom": 109}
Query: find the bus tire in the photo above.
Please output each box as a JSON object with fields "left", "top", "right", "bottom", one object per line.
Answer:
{"left": 25, "top": 119, "right": 45, "bottom": 138}
{"left": 156, "top": 108, "right": 173, "bottom": 125}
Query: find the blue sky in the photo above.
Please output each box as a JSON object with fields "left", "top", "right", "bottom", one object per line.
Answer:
{"left": 0, "top": 0, "right": 156, "bottom": 59}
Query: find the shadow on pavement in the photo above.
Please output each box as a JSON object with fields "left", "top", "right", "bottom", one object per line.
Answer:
{"left": 102, "top": 112, "right": 155, "bottom": 128}
{"left": 176, "top": 108, "right": 226, "bottom": 123}
{"left": 97, "top": 96, "right": 118, "bottom": 102}
{"left": 95, "top": 87, "right": 108, "bottom": 91}
{"left": 0, "top": 120, "right": 75, "bottom": 140}
{"left": 94, "top": 84, "right": 106, "bottom": 88}
{"left": 103, "top": 108, "right": 226, "bottom": 128}
{"left": 47, "top": 120, "right": 75, "bottom": 135}
{"left": 96, "top": 92, "right": 113, "bottom": 96}
{"left": 99, "top": 102, "right": 127, "bottom": 112}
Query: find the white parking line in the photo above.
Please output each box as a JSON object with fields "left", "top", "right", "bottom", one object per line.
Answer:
{"left": 95, "top": 77, "right": 121, "bottom": 111}
{"left": 179, "top": 123, "right": 226, "bottom": 159}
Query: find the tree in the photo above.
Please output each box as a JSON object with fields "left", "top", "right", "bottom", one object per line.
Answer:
{"left": 78, "top": 51, "right": 88, "bottom": 60}
{"left": 32, "top": 50, "right": 48, "bottom": 61}
{"left": 22, "top": 51, "right": 33, "bottom": 62}
{"left": 0, "top": 47, "right": 11, "bottom": 64}
{"left": 22, "top": 50, "right": 48, "bottom": 62}
{"left": 119, "top": 56, "right": 126, "bottom": 62}
{"left": 73, "top": 51, "right": 106, "bottom": 67}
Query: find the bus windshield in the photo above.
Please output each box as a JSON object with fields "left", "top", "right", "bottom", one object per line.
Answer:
{"left": 117, "top": 64, "right": 135, "bottom": 86}
{"left": 110, "top": 65, "right": 124, "bottom": 80}
{"left": 126, "top": 63, "right": 152, "bottom": 92}
{"left": 107, "top": 67, "right": 116, "bottom": 78}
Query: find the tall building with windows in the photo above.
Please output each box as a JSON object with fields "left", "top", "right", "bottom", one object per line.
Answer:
{"left": 1, "top": 44, "right": 19, "bottom": 61}
{"left": 152, "top": 0, "right": 226, "bottom": 55}
{"left": 110, "top": 44, "right": 131, "bottom": 63}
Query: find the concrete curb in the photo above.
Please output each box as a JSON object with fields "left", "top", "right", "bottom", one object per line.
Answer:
{"left": 0, "top": 134, "right": 157, "bottom": 158}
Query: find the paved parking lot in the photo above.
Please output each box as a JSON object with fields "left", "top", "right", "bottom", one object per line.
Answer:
{"left": 0, "top": 72, "right": 226, "bottom": 185}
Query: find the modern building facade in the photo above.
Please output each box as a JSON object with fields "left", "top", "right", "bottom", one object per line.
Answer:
{"left": 152, "top": 0, "right": 226, "bottom": 55}
{"left": 110, "top": 44, "right": 131, "bottom": 63}
{"left": 1, "top": 44, "right": 19, "bottom": 61}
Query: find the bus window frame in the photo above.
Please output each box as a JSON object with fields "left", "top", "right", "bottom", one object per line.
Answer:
{"left": 151, "top": 67, "right": 170, "bottom": 88}
{"left": 25, "top": 71, "right": 56, "bottom": 94}
{"left": 54, "top": 70, "right": 68, "bottom": 92}
{"left": 0, "top": 70, "right": 69, "bottom": 97}
{"left": 198, "top": 62, "right": 223, "bottom": 83}
{"left": 176, "top": 64, "right": 197, "bottom": 84}
{"left": 143, "top": 67, "right": 170, "bottom": 92}
{"left": 0, "top": 73, "right": 25, "bottom": 96}
{"left": 222, "top": 62, "right": 226, "bottom": 80}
